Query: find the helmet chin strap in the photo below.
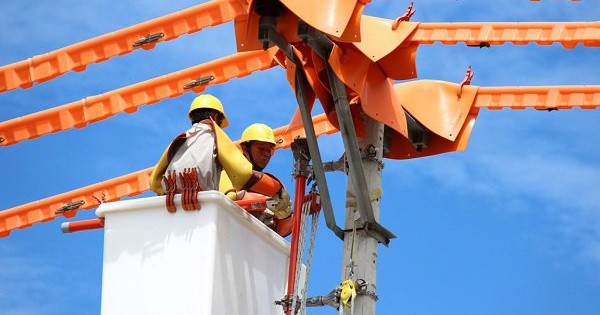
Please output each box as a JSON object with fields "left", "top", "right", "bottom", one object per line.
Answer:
{"left": 243, "top": 143, "right": 264, "bottom": 172}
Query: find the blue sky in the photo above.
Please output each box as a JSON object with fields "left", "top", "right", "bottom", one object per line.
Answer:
{"left": 1, "top": 1, "right": 599, "bottom": 314}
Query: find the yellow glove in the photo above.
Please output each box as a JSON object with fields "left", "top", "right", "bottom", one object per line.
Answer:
{"left": 267, "top": 189, "right": 291, "bottom": 219}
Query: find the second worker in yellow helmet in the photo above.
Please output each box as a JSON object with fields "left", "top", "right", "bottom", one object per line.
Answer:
{"left": 149, "top": 94, "right": 285, "bottom": 206}
{"left": 220, "top": 123, "right": 293, "bottom": 237}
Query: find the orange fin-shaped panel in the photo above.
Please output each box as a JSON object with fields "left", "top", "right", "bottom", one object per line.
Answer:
{"left": 279, "top": 0, "right": 364, "bottom": 42}
{"left": 329, "top": 44, "right": 408, "bottom": 138}
{"left": 393, "top": 80, "right": 479, "bottom": 141}
{"left": 384, "top": 112, "right": 479, "bottom": 160}
{"left": 352, "top": 16, "right": 419, "bottom": 80}
{"left": 353, "top": 16, "right": 419, "bottom": 62}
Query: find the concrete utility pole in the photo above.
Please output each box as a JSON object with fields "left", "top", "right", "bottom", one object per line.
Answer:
{"left": 341, "top": 114, "right": 385, "bottom": 315}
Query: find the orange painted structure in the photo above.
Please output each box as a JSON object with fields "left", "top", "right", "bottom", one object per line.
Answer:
{"left": 1, "top": 1, "right": 598, "bottom": 242}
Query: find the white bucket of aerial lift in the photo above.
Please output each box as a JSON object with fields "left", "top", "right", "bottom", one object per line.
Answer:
{"left": 96, "top": 191, "right": 304, "bottom": 315}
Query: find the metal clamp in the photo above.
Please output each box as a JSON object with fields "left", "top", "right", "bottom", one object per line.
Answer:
{"left": 305, "top": 287, "right": 341, "bottom": 309}
{"left": 132, "top": 32, "right": 164, "bottom": 47}
{"left": 467, "top": 42, "right": 491, "bottom": 48}
{"left": 92, "top": 190, "right": 107, "bottom": 206}
{"left": 355, "top": 279, "right": 379, "bottom": 301}
{"left": 183, "top": 75, "right": 215, "bottom": 89}
{"left": 291, "top": 138, "right": 312, "bottom": 178}
{"left": 458, "top": 65, "right": 474, "bottom": 99}
{"left": 275, "top": 295, "right": 301, "bottom": 313}
{"left": 55, "top": 200, "right": 85, "bottom": 214}
{"left": 362, "top": 145, "right": 384, "bottom": 170}
{"left": 323, "top": 154, "right": 347, "bottom": 173}
{"left": 392, "top": 2, "right": 415, "bottom": 30}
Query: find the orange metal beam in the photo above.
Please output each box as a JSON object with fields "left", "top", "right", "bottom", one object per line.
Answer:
{"left": 0, "top": 50, "right": 276, "bottom": 147}
{"left": 475, "top": 85, "right": 600, "bottom": 110}
{"left": 0, "top": 113, "right": 337, "bottom": 237}
{"left": 0, "top": 168, "right": 153, "bottom": 238}
{"left": 0, "top": 0, "right": 248, "bottom": 92}
{"left": 273, "top": 113, "right": 338, "bottom": 149}
{"left": 410, "top": 22, "right": 600, "bottom": 48}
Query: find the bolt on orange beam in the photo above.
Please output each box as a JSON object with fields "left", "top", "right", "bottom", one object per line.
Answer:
{"left": 0, "top": 49, "right": 276, "bottom": 147}
{"left": 0, "top": 0, "right": 248, "bottom": 93}
{"left": 0, "top": 113, "right": 337, "bottom": 237}
{"left": 475, "top": 85, "right": 600, "bottom": 110}
{"left": 409, "top": 22, "right": 600, "bottom": 48}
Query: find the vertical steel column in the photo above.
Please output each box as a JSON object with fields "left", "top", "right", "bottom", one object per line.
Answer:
{"left": 293, "top": 70, "right": 345, "bottom": 239}
{"left": 258, "top": 14, "right": 344, "bottom": 239}
{"left": 299, "top": 24, "right": 395, "bottom": 245}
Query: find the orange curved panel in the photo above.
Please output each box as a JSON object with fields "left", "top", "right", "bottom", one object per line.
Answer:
{"left": 0, "top": 113, "right": 337, "bottom": 237}
{"left": 334, "top": 2, "right": 367, "bottom": 43}
{"left": 351, "top": 16, "right": 419, "bottom": 80}
{"left": 393, "top": 80, "right": 479, "bottom": 141}
{"left": 0, "top": 0, "right": 248, "bottom": 92}
{"left": 352, "top": 16, "right": 419, "bottom": 62}
{"left": 385, "top": 113, "right": 478, "bottom": 160}
{"left": 279, "top": 0, "right": 364, "bottom": 42}
{"left": 385, "top": 84, "right": 600, "bottom": 159}
{"left": 475, "top": 85, "right": 600, "bottom": 110}
{"left": 409, "top": 22, "right": 600, "bottom": 48}
{"left": 329, "top": 44, "right": 408, "bottom": 138}
{"left": 0, "top": 50, "right": 276, "bottom": 146}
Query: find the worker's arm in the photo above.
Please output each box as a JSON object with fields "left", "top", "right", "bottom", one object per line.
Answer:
{"left": 274, "top": 215, "right": 293, "bottom": 237}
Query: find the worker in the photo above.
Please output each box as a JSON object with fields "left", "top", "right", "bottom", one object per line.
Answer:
{"left": 149, "top": 94, "right": 290, "bottom": 219}
{"left": 220, "top": 123, "right": 293, "bottom": 236}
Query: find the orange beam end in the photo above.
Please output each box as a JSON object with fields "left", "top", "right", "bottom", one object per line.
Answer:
{"left": 410, "top": 22, "right": 600, "bottom": 48}
{"left": 0, "top": 0, "right": 247, "bottom": 92}
{"left": 475, "top": 85, "right": 600, "bottom": 110}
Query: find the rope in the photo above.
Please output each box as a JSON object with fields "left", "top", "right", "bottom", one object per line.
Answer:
{"left": 299, "top": 210, "right": 319, "bottom": 314}
{"left": 289, "top": 189, "right": 321, "bottom": 315}
{"left": 347, "top": 209, "right": 359, "bottom": 278}
{"left": 291, "top": 197, "right": 311, "bottom": 315}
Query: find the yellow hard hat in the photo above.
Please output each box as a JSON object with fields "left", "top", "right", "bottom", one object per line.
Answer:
{"left": 240, "top": 123, "right": 276, "bottom": 145}
{"left": 188, "top": 94, "right": 229, "bottom": 127}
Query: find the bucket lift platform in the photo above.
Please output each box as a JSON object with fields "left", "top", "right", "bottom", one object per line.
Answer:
{"left": 96, "top": 191, "right": 298, "bottom": 315}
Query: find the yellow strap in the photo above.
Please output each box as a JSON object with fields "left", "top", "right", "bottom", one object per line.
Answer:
{"left": 218, "top": 170, "right": 238, "bottom": 200}
{"left": 213, "top": 122, "right": 254, "bottom": 189}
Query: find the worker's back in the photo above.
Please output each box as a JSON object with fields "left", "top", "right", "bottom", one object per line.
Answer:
{"left": 163, "top": 122, "right": 220, "bottom": 192}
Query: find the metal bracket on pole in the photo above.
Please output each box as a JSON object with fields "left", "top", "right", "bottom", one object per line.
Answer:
{"left": 323, "top": 154, "right": 347, "bottom": 173}
{"left": 298, "top": 22, "right": 396, "bottom": 246}
{"left": 259, "top": 15, "right": 344, "bottom": 240}
{"left": 291, "top": 138, "right": 311, "bottom": 178}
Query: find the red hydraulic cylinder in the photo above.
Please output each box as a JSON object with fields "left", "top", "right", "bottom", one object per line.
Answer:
{"left": 235, "top": 195, "right": 268, "bottom": 213}
{"left": 61, "top": 218, "right": 105, "bottom": 233}
{"left": 285, "top": 175, "right": 307, "bottom": 315}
